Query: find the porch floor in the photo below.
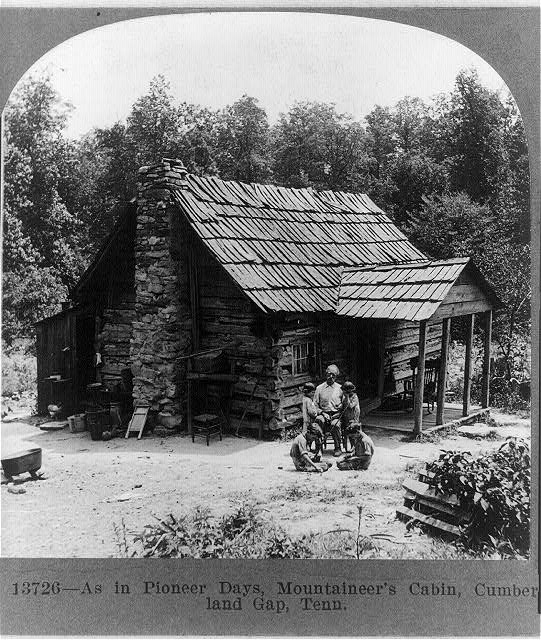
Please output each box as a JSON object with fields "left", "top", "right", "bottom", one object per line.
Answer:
{"left": 364, "top": 402, "right": 489, "bottom": 434}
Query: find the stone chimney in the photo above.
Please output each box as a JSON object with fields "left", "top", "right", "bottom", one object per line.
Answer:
{"left": 130, "top": 159, "right": 191, "bottom": 421}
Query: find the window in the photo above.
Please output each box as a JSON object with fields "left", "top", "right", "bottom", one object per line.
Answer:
{"left": 292, "top": 341, "right": 317, "bottom": 375}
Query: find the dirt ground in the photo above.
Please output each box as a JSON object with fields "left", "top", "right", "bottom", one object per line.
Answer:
{"left": 0, "top": 410, "right": 531, "bottom": 558}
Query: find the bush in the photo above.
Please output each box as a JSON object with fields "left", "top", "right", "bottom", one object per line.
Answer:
{"left": 1, "top": 340, "right": 36, "bottom": 397}
{"left": 125, "top": 504, "right": 314, "bottom": 559}
{"left": 490, "top": 377, "right": 530, "bottom": 414}
{"left": 427, "top": 438, "right": 530, "bottom": 556}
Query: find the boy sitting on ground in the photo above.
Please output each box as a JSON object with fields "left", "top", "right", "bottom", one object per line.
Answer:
{"left": 337, "top": 423, "right": 374, "bottom": 471}
{"left": 290, "top": 425, "right": 332, "bottom": 473}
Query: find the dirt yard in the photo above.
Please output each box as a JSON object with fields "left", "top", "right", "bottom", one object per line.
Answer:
{"left": 0, "top": 410, "right": 530, "bottom": 558}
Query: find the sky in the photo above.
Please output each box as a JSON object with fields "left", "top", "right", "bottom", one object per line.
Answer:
{"left": 19, "top": 12, "right": 511, "bottom": 139}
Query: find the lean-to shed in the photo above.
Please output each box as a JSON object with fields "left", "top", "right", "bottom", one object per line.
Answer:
{"left": 36, "top": 158, "right": 499, "bottom": 435}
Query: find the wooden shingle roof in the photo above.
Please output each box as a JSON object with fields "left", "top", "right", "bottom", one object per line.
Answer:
{"left": 172, "top": 174, "right": 427, "bottom": 312}
{"left": 336, "top": 258, "right": 472, "bottom": 321}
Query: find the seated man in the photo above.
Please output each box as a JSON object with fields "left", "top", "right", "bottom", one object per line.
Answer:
{"left": 337, "top": 423, "right": 374, "bottom": 471}
{"left": 290, "top": 425, "right": 332, "bottom": 473}
{"left": 313, "top": 364, "right": 344, "bottom": 457}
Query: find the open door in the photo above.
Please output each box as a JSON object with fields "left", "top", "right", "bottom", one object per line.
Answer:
{"left": 75, "top": 314, "right": 96, "bottom": 400}
{"left": 352, "top": 320, "right": 380, "bottom": 401}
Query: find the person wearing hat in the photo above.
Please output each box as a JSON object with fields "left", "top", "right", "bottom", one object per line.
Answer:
{"left": 290, "top": 424, "right": 332, "bottom": 473}
{"left": 339, "top": 381, "right": 361, "bottom": 452}
{"left": 313, "top": 364, "right": 344, "bottom": 456}
{"left": 337, "top": 423, "right": 374, "bottom": 471}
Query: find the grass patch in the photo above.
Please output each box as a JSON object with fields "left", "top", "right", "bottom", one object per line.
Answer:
{"left": 400, "top": 424, "right": 459, "bottom": 444}
{"left": 270, "top": 482, "right": 357, "bottom": 504}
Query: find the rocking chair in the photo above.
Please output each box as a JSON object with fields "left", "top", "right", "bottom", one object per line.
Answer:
{"left": 403, "top": 357, "right": 440, "bottom": 413}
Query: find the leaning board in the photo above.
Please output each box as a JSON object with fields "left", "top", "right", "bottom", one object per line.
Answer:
{"left": 125, "top": 405, "right": 150, "bottom": 439}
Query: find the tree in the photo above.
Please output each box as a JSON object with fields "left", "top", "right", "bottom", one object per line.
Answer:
{"left": 363, "top": 99, "right": 449, "bottom": 222}
{"left": 387, "top": 153, "right": 448, "bottom": 226}
{"left": 478, "top": 241, "right": 530, "bottom": 380}
{"left": 441, "top": 69, "right": 509, "bottom": 204}
{"left": 393, "top": 97, "right": 428, "bottom": 154}
{"left": 271, "top": 101, "right": 369, "bottom": 191}
{"left": 405, "top": 192, "right": 494, "bottom": 260}
{"left": 2, "top": 74, "right": 86, "bottom": 343}
{"left": 172, "top": 103, "right": 219, "bottom": 176}
{"left": 214, "top": 95, "right": 271, "bottom": 182}
{"left": 406, "top": 192, "right": 530, "bottom": 380}
{"left": 364, "top": 105, "right": 395, "bottom": 180}
{"left": 125, "top": 75, "right": 181, "bottom": 168}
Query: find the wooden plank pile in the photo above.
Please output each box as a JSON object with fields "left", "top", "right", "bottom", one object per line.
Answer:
{"left": 396, "top": 469, "right": 471, "bottom": 538}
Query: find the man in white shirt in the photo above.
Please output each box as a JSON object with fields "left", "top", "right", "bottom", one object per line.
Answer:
{"left": 313, "top": 364, "right": 344, "bottom": 456}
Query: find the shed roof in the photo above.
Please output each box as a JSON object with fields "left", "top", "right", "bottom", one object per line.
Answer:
{"left": 336, "top": 258, "right": 479, "bottom": 321}
{"left": 171, "top": 175, "right": 427, "bottom": 312}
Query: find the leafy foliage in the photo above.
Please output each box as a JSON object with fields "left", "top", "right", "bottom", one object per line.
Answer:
{"left": 2, "top": 69, "right": 531, "bottom": 386}
{"left": 427, "top": 438, "right": 530, "bottom": 555}
{"left": 128, "top": 503, "right": 313, "bottom": 558}
{"left": 215, "top": 95, "right": 271, "bottom": 182}
{"left": 271, "top": 101, "right": 369, "bottom": 190}
{"left": 1, "top": 340, "right": 37, "bottom": 397}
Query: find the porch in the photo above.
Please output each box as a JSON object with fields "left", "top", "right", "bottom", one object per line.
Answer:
{"left": 364, "top": 403, "right": 490, "bottom": 434}
{"left": 339, "top": 259, "right": 500, "bottom": 436}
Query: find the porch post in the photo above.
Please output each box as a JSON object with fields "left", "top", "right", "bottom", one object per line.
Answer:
{"left": 436, "top": 317, "right": 451, "bottom": 425}
{"left": 413, "top": 320, "right": 428, "bottom": 437}
{"left": 481, "top": 310, "right": 493, "bottom": 408}
{"left": 463, "top": 313, "right": 475, "bottom": 417}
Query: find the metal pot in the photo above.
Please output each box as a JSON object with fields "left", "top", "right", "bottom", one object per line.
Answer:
{"left": 1, "top": 448, "right": 42, "bottom": 478}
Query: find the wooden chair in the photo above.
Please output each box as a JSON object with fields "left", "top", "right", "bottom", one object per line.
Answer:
{"left": 192, "top": 412, "right": 223, "bottom": 446}
{"left": 403, "top": 357, "right": 440, "bottom": 413}
{"left": 186, "top": 349, "right": 237, "bottom": 445}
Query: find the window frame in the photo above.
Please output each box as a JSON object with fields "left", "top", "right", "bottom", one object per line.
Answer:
{"left": 292, "top": 339, "right": 318, "bottom": 376}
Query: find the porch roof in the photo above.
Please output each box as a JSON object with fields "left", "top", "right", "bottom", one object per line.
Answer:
{"left": 336, "top": 258, "right": 479, "bottom": 321}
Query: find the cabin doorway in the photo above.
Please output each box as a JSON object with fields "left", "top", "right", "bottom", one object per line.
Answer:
{"left": 352, "top": 320, "right": 380, "bottom": 400}
{"left": 75, "top": 314, "right": 96, "bottom": 397}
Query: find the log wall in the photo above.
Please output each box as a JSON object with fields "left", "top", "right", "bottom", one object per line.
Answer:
{"left": 384, "top": 320, "right": 443, "bottom": 392}
{"left": 195, "top": 239, "right": 275, "bottom": 432}
{"left": 100, "top": 224, "right": 137, "bottom": 388}
{"left": 100, "top": 293, "right": 136, "bottom": 387}
{"left": 268, "top": 313, "right": 358, "bottom": 424}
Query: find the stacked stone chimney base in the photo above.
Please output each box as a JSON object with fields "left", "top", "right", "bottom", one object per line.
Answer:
{"left": 130, "top": 159, "right": 191, "bottom": 431}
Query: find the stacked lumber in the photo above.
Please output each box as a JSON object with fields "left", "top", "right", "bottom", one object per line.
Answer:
{"left": 396, "top": 472, "right": 471, "bottom": 538}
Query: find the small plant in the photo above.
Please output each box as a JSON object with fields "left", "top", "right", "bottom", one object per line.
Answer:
{"left": 125, "top": 503, "right": 315, "bottom": 559}
{"left": 265, "top": 531, "right": 313, "bottom": 558}
{"left": 113, "top": 519, "right": 130, "bottom": 557}
{"left": 426, "top": 437, "right": 530, "bottom": 555}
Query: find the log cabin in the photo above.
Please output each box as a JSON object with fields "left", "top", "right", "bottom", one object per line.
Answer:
{"left": 36, "top": 158, "right": 500, "bottom": 436}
